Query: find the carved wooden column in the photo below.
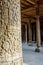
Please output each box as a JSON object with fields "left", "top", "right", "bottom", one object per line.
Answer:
{"left": 35, "top": 0, "right": 41, "bottom": 52}
{"left": 35, "top": 16, "right": 41, "bottom": 52}
{"left": 25, "top": 24, "right": 27, "bottom": 44}
{"left": 0, "top": 0, "right": 23, "bottom": 65}
{"left": 28, "top": 19, "right": 32, "bottom": 45}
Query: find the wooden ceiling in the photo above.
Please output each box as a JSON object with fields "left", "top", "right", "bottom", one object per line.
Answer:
{"left": 21, "top": 0, "right": 43, "bottom": 23}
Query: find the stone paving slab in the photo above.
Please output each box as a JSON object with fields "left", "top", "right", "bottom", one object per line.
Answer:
{"left": 23, "top": 43, "right": 43, "bottom": 65}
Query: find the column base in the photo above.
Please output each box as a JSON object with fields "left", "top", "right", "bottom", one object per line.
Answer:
{"left": 35, "top": 48, "right": 40, "bottom": 52}
{"left": 29, "top": 43, "right": 32, "bottom": 46}
{"left": 28, "top": 41, "right": 32, "bottom": 46}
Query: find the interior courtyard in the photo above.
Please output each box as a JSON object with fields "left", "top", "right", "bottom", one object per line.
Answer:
{"left": 0, "top": 0, "right": 43, "bottom": 65}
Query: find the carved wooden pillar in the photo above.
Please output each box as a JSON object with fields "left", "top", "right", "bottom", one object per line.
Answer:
{"left": 25, "top": 24, "right": 27, "bottom": 44}
{"left": 35, "top": 0, "right": 41, "bottom": 52}
{"left": 0, "top": 0, "right": 23, "bottom": 65}
{"left": 29, "top": 21, "right": 32, "bottom": 43}
{"left": 28, "top": 19, "right": 32, "bottom": 45}
{"left": 35, "top": 16, "right": 41, "bottom": 52}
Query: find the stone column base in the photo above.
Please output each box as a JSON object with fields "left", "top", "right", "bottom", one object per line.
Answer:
{"left": 28, "top": 42, "right": 32, "bottom": 46}
{"left": 35, "top": 47, "right": 40, "bottom": 52}
{"left": 29, "top": 43, "right": 32, "bottom": 46}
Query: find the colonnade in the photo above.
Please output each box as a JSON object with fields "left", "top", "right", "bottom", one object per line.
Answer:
{"left": 25, "top": 17, "right": 41, "bottom": 52}
{"left": 0, "top": 0, "right": 41, "bottom": 65}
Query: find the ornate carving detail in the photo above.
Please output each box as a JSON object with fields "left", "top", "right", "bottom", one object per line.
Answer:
{"left": 0, "top": 0, "right": 22, "bottom": 65}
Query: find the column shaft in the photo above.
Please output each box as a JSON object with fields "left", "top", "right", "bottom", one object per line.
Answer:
{"left": 36, "top": 16, "right": 41, "bottom": 47}
{"left": 0, "top": 0, "right": 23, "bottom": 65}
{"left": 25, "top": 24, "right": 27, "bottom": 43}
{"left": 29, "top": 22, "right": 32, "bottom": 42}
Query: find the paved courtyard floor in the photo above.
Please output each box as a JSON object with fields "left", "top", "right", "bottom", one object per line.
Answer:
{"left": 23, "top": 43, "right": 43, "bottom": 65}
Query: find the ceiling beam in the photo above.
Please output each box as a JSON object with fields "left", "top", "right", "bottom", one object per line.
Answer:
{"left": 21, "top": 5, "right": 36, "bottom": 13}
{"left": 23, "top": 0, "right": 35, "bottom": 5}
{"left": 21, "top": 14, "right": 36, "bottom": 19}
{"left": 26, "top": 0, "right": 35, "bottom": 5}
{"left": 21, "top": 2, "right": 31, "bottom": 10}
{"left": 21, "top": 0, "right": 29, "bottom": 5}
{"left": 21, "top": 0, "right": 36, "bottom": 11}
{"left": 21, "top": 2, "right": 28, "bottom": 7}
{"left": 21, "top": 5, "right": 43, "bottom": 14}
